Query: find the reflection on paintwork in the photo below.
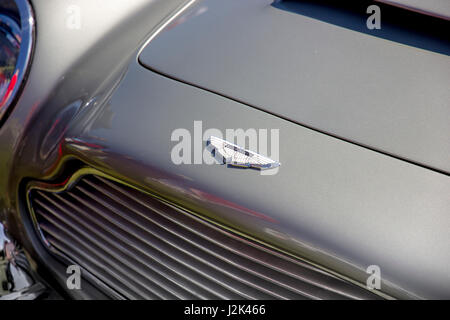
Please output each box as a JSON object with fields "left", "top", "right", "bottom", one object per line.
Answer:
{"left": 40, "top": 100, "right": 82, "bottom": 159}
{"left": 0, "top": 222, "right": 46, "bottom": 299}
{"left": 190, "top": 188, "right": 278, "bottom": 224}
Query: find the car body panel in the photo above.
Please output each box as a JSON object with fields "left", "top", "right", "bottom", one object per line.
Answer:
{"left": 0, "top": 0, "right": 193, "bottom": 299}
{"left": 0, "top": 0, "right": 448, "bottom": 299}
{"left": 140, "top": 0, "right": 450, "bottom": 173}
{"left": 56, "top": 60, "right": 449, "bottom": 299}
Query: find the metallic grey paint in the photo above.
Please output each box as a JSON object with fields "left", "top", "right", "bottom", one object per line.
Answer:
{"left": 61, "top": 61, "right": 449, "bottom": 299}
{"left": 0, "top": 0, "right": 448, "bottom": 299}
{"left": 140, "top": 0, "right": 450, "bottom": 173}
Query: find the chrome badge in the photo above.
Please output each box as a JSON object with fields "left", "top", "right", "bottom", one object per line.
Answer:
{"left": 206, "top": 136, "right": 280, "bottom": 170}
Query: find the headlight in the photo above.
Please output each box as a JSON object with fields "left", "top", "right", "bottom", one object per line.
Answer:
{"left": 0, "top": 0, "right": 33, "bottom": 124}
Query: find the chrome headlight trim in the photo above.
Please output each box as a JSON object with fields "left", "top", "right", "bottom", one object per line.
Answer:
{"left": 0, "top": 0, "right": 34, "bottom": 124}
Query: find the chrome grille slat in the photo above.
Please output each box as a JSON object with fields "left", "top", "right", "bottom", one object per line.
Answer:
{"left": 43, "top": 234, "right": 139, "bottom": 299}
{"left": 76, "top": 182, "right": 294, "bottom": 299}
{"left": 64, "top": 190, "right": 255, "bottom": 299}
{"left": 38, "top": 219, "right": 152, "bottom": 299}
{"left": 48, "top": 237, "right": 137, "bottom": 299}
{"left": 36, "top": 208, "right": 173, "bottom": 299}
{"left": 47, "top": 192, "right": 232, "bottom": 299}
{"left": 35, "top": 195, "right": 200, "bottom": 300}
{"left": 92, "top": 176, "right": 373, "bottom": 300}
{"left": 83, "top": 179, "right": 317, "bottom": 299}
{"left": 29, "top": 174, "right": 381, "bottom": 300}
{"left": 73, "top": 185, "right": 275, "bottom": 299}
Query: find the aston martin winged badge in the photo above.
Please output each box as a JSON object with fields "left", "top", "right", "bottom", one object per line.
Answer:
{"left": 206, "top": 136, "right": 280, "bottom": 170}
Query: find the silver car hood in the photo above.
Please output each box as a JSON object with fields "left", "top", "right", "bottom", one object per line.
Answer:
{"left": 139, "top": 0, "right": 450, "bottom": 174}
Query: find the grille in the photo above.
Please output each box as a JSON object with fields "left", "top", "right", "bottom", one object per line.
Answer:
{"left": 29, "top": 174, "right": 380, "bottom": 300}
